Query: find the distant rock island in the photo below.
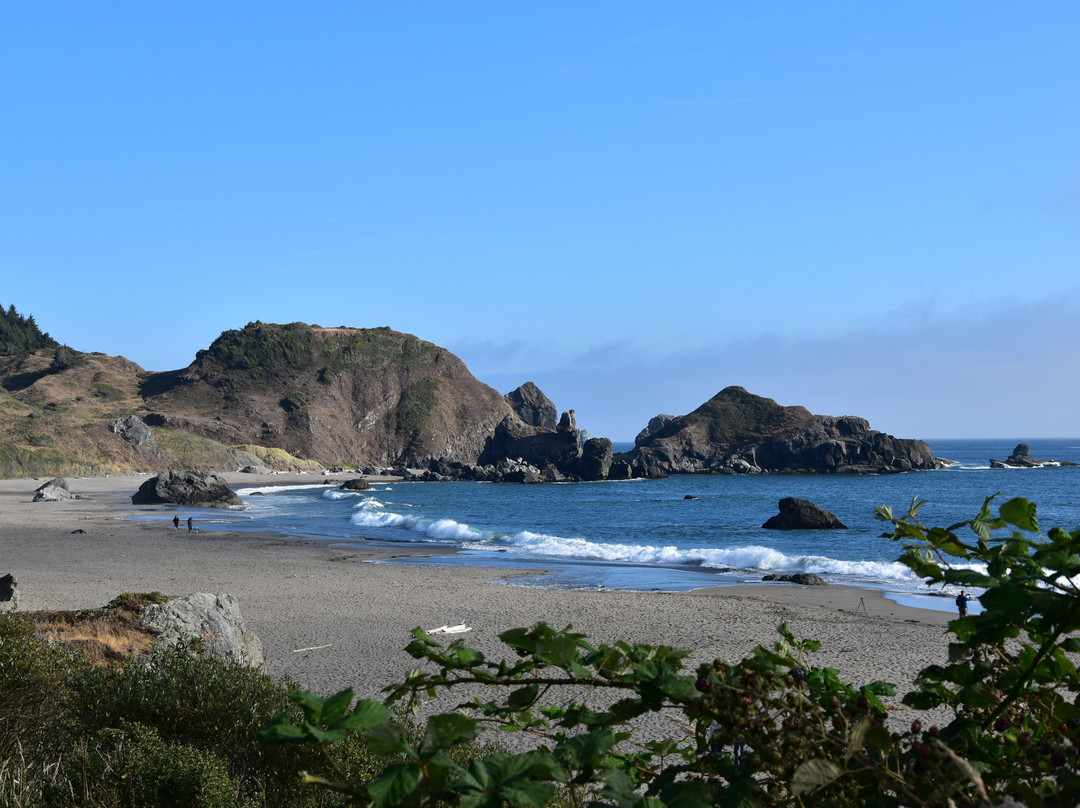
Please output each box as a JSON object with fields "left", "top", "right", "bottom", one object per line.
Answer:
{"left": 0, "top": 311, "right": 943, "bottom": 480}
{"left": 990, "top": 443, "right": 1078, "bottom": 469}
{"left": 622, "top": 386, "right": 940, "bottom": 476}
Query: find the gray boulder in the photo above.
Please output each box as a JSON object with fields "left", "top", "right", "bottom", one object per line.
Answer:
{"left": 763, "top": 498, "right": 847, "bottom": 530}
{"left": 140, "top": 592, "right": 263, "bottom": 667}
{"left": 0, "top": 573, "right": 17, "bottom": 613}
{"left": 33, "top": 477, "right": 80, "bottom": 502}
{"left": 131, "top": 470, "right": 244, "bottom": 508}
{"left": 340, "top": 478, "right": 372, "bottom": 491}
{"left": 504, "top": 382, "right": 558, "bottom": 430}
{"left": 109, "top": 414, "right": 157, "bottom": 447}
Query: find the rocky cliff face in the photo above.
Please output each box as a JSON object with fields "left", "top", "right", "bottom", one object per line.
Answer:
{"left": 625, "top": 386, "right": 939, "bottom": 475}
{"left": 141, "top": 323, "right": 516, "bottom": 467}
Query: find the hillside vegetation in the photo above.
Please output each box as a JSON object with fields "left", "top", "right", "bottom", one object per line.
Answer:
{"left": 0, "top": 318, "right": 515, "bottom": 478}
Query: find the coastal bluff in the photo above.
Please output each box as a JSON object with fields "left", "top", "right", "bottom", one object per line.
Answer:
{"left": 0, "top": 314, "right": 941, "bottom": 480}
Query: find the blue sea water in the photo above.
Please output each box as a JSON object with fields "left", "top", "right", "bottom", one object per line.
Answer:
{"left": 174, "top": 438, "right": 1080, "bottom": 605}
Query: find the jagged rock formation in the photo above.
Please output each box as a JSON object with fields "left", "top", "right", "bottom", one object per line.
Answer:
{"left": 762, "top": 498, "right": 847, "bottom": 530}
{"left": 140, "top": 592, "right": 263, "bottom": 667}
{"left": 131, "top": 470, "right": 244, "bottom": 508}
{"left": 623, "top": 386, "right": 939, "bottom": 476}
{"left": 504, "top": 382, "right": 558, "bottom": 430}
{"left": 990, "top": 443, "right": 1078, "bottom": 469}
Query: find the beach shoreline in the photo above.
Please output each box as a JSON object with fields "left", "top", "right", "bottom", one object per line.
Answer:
{"left": 1, "top": 473, "right": 954, "bottom": 716}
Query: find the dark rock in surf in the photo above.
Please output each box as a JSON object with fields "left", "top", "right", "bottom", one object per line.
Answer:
{"left": 990, "top": 443, "right": 1078, "bottom": 469}
{"left": 578, "top": 437, "right": 613, "bottom": 482}
{"left": 340, "top": 478, "right": 372, "bottom": 491}
{"left": 762, "top": 573, "right": 828, "bottom": 586}
{"left": 762, "top": 498, "right": 847, "bottom": 530}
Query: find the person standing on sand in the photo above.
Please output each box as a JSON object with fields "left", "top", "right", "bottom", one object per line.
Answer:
{"left": 173, "top": 514, "right": 180, "bottom": 530}
{"left": 187, "top": 516, "right": 194, "bottom": 532}
{"left": 956, "top": 590, "right": 971, "bottom": 618}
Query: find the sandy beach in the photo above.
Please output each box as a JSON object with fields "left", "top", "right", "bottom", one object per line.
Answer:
{"left": 1, "top": 472, "right": 956, "bottom": 733}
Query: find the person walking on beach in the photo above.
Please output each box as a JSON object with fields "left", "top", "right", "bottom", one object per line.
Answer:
{"left": 187, "top": 516, "right": 194, "bottom": 532}
{"left": 956, "top": 590, "right": 971, "bottom": 618}
{"left": 173, "top": 514, "right": 180, "bottom": 530}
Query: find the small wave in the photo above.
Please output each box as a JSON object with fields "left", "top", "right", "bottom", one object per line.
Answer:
{"left": 350, "top": 500, "right": 485, "bottom": 542}
{"left": 236, "top": 483, "right": 336, "bottom": 496}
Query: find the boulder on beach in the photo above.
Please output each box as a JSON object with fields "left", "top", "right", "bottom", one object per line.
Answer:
{"left": 130, "top": 470, "right": 243, "bottom": 508}
{"left": 762, "top": 498, "right": 847, "bottom": 530}
{"left": 33, "top": 477, "right": 80, "bottom": 502}
{"left": 140, "top": 592, "right": 263, "bottom": 667}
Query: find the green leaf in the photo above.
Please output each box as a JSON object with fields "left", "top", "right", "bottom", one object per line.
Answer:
{"left": 507, "top": 683, "right": 540, "bottom": 709}
{"left": 1000, "top": 498, "right": 1038, "bottom": 533}
{"left": 319, "top": 687, "right": 355, "bottom": 725}
{"left": 339, "top": 699, "right": 391, "bottom": 732}
{"left": 258, "top": 716, "right": 309, "bottom": 746}
{"left": 422, "top": 712, "right": 480, "bottom": 754}
{"left": 791, "top": 758, "right": 842, "bottom": 796}
{"left": 368, "top": 762, "right": 423, "bottom": 808}
{"left": 363, "top": 722, "right": 414, "bottom": 756}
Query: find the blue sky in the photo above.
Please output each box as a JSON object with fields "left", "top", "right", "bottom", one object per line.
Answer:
{"left": 3, "top": 3, "right": 1078, "bottom": 441}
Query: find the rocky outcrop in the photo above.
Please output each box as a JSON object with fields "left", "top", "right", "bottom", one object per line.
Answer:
{"left": 635, "top": 414, "right": 675, "bottom": 446}
{"left": 990, "top": 443, "right": 1078, "bottom": 469}
{"left": 109, "top": 414, "right": 157, "bottom": 447}
{"left": 479, "top": 410, "right": 582, "bottom": 471}
{"left": 762, "top": 498, "right": 847, "bottom": 530}
{"left": 0, "top": 573, "right": 17, "bottom": 613}
{"left": 340, "top": 478, "right": 372, "bottom": 491}
{"left": 504, "top": 382, "right": 558, "bottom": 430}
{"left": 33, "top": 477, "right": 81, "bottom": 502}
{"left": 140, "top": 323, "right": 515, "bottom": 470}
{"left": 624, "top": 386, "right": 940, "bottom": 476}
{"left": 131, "top": 470, "right": 244, "bottom": 508}
{"left": 762, "top": 573, "right": 828, "bottom": 586}
{"left": 140, "top": 592, "right": 263, "bottom": 667}
{"left": 578, "top": 437, "right": 613, "bottom": 482}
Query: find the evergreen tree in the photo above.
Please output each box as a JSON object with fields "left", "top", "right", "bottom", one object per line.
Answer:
{"left": 0, "top": 303, "right": 59, "bottom": 355}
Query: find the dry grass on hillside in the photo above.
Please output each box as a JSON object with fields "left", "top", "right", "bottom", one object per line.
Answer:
{"left": 31, "top": 592, "right": 168, "bottom": 667}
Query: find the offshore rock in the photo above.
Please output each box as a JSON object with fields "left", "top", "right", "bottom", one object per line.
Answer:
{"left": 625, "top": 386, "right": 940, "bottom": 476}
{"left": 141, "top": 592, "right": 263, "bottom": 667}
{"left": 504, "top": 382, "right": 558, "bottom": 430}
{"left": 762, "top": 498, "right": 847, "bottom": 530}
{"left": 478, "top": 410, "right": 582, "bottom": 473}
{"left": 131, "top": 469, "right": 244, "bottom": 508}
{"left": 990, "top": 443, "right": 1078, "bottom": 469}
{"left": 578, "top": 437, "right": 613, "bottom": 482}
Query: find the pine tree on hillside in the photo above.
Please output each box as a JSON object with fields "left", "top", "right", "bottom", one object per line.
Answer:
{"left": 0, "top": 304, "right": 59, "bottom": 355}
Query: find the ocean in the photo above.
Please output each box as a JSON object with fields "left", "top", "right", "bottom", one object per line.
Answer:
{"left": 162, "top": 438, "right": 1080, "bottom": 613}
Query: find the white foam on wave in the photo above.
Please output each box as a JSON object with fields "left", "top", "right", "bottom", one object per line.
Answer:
{"left": 237, "top": 484, "right": 337, "bottom": 496}
{"left": 342, "top": 495, "right": 986, "bottom": 588}
{"left": 350, "top": 498, "right": 485, "bottom": 541}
